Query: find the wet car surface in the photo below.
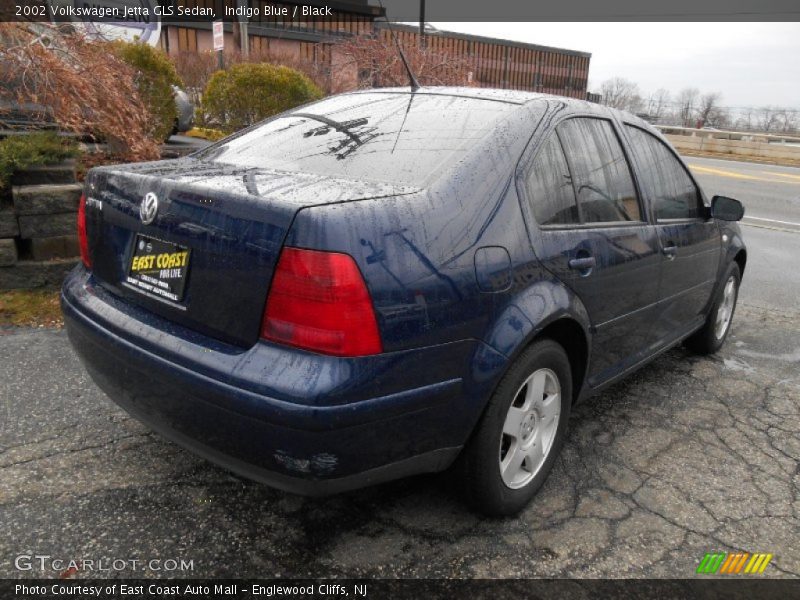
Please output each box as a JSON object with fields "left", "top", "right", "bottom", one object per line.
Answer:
{"left": 2, "top": 302, "right": 798, "bottom": 577}
{"left": 62, "top": 87, "right": 746, "bottom": 515}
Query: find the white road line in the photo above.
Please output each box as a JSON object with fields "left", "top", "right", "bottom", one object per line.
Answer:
{"left": 741, "top": 222, "right": 800, "bottom": 234}
{"left": 743, "top": 216, "right": 800, "bottom": 227}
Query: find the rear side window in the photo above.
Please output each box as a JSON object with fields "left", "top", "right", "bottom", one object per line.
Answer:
{"left": 196, "top": 93, "right": 516, "bottom": 186}
{"left": 556, "top": 118, "right": 642, "bottom": 223}
{"left": 625, "top": 126, "right": 703, "bottom": 220}
{"left": 526, "top": 135, "right": 579, "bottom": 226}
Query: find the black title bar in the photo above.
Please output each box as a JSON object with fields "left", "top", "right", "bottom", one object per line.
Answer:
{"left": 5, "top": 579, "right": 800, "bottom": 600}
{"left": 2, "top": 0, "right": 800, "bottom": 23}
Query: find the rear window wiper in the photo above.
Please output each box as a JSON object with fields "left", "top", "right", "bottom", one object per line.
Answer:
{"left": 294, "top": 113, "right": 369, "bottom": 146}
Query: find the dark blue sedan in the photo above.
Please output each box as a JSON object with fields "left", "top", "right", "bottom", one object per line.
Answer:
{"left": 63, "top": 88, "right": 746, "bottom": 515}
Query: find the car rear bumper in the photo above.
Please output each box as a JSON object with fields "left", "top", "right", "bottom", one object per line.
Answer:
{"left": 61, "top": 267, "right": 479, "bottom": 495}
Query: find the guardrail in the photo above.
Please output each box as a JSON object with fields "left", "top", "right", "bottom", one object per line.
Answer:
{"left": 656, "top": 125, "right": 800, "bottom": 145}
{"left": 657, "top": 126, "right": 800, "bottom": 162}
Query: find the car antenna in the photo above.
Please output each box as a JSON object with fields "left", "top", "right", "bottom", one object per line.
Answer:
{"left": 377, "top": 0, "right": 420, "bottom": 91}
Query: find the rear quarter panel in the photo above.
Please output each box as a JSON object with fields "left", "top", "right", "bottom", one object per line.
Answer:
{"left": 285, "top": 104, "right": 539, "bottom": 351}
{"left": 286, "top": 101, "right": 592, "bottom": 409}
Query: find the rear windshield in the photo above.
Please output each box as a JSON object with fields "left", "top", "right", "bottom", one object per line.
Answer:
{"left": 196, "top": 93, "right": 517, "bottom": 186}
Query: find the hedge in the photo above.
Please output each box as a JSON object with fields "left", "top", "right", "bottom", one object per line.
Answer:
{"left": 112, "top": 42, "right": 183, "bottom": 142}
{"left": 202, "top": 63, "right": 323, "bottom": 133}
{"left": 0, "top": 133, "right": 81, "bottom": 190}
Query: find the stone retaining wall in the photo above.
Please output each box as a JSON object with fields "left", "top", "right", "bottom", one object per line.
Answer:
{"left": 0, "top": 161, "right": 81, "bottom": 290}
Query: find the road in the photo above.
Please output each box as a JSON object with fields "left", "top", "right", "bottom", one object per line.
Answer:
{"left": 688, "top": 157, "right": 800, "bottom": 228}
{"left": 2, "top": 304, "right": 798, "bottom": 579}
{"left": 686, "top": 156, "right": 800, "bottom": 312}
{"left": 1, "top": 156, "right": 798, "bottom": 580}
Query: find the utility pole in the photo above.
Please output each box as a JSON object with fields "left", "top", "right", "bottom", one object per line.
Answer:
{"left": 419, "top": 0, "right": 426, "bottom": 47}
{"left": 237, "top": 0, "right": 249, "bottom": 58}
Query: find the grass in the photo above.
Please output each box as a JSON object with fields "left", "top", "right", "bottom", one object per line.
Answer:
{"left": 0, "top": 289, "right": 63, "bottom": 328}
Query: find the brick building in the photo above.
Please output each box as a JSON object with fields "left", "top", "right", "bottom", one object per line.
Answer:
{"left": 377, "top": 24, "right": 590, "bottom": 99}
{"left": 159, "top": 1, "right": 590, "bottom": 98}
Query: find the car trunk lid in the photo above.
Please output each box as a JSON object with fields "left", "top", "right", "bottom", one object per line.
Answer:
{"left": 84, "top": 158, "right": 418, "bottom": 347}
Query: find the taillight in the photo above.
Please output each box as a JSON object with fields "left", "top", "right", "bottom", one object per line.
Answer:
{"left": 77, "top": 194, "right": 91, "bottom": 268}
{"left": 261, "top": 247, "right": 382, "bottom": 357}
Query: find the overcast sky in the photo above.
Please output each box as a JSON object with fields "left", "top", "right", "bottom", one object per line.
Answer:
{"left": 432, "top": 23, "right": 800, "bottom": 109}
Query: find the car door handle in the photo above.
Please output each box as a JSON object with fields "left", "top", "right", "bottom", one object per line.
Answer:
{"left": 662, "top": 244, "right": 678, "bottom": 259}
{"left": 568, "top": 257, "right": 596, "bottom": 270}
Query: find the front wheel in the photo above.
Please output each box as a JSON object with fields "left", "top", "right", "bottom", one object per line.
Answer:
{"left": 458, "top": 340, "right": 572, "bottom": 516}
{"left": 685, "top": 262, "right": 741, "bottom": 355}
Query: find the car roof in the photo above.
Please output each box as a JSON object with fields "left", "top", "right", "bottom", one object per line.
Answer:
{"left": 343, "top": 86, "right": 654, "bottom": 130}
{"left": 345, "top": 86, "right": 548, "bottom": 105}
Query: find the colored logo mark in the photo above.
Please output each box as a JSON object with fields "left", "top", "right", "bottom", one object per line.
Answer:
{"left": 697, "top": 552, "right": 773, "bottom": 574}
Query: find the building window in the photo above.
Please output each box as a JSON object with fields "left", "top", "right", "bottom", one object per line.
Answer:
{"left": 176, "top": 27, "right": 198, "bottom": 53}
{"left": 250, "top": 35, "right": 270, "bottom": 55}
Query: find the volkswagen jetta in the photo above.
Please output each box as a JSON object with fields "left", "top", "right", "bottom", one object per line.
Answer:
{"left": 62, "top": 88, "right": 746, "bottom": 515}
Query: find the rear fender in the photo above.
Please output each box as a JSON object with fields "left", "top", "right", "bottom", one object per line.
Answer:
{"left": 477, "top": 278, "right": 592, "bottom": 391}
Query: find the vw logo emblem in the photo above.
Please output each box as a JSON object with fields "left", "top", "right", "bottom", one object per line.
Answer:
{"left": 140, "top": 192, "right": 159, "bottom": 225}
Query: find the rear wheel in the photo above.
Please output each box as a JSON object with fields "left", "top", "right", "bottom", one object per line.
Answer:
{"left": 459, "top": 340, "right": 572, "bottom": 516}
{"left": 685, "top": 262, "right": 741, "bottom": 354}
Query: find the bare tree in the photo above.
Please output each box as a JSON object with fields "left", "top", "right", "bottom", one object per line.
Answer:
{"left": 331, "top": 34, "right": 472, "bottom": 94}
{"left": 598, "top": 77, "right": 642, "bottom": 112}
{"left": 713, "top": 108, "right": 732, "bottom": 129}
{"left": 757, "top": 107, "right": 780, "bottom": 133}
{"left": 775, "top": 109, "right": 798, "bottom": 133}
{"left": 676, "top": 88, "right": 699, "bottom": 127}
{"left": 735, "top": 108, "right": 754, "bottom": 131}
{"left": 696, "top": 92, "right": 722, "bottom": 127}
{"left": 576, "top": 75, "right": 798, "bottom": 135}
{"left": 647, "top": 88, "right": 671, "bottom": 121}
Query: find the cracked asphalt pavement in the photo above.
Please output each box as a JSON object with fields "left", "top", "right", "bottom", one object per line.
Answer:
{"left": 1, "top": 301, "right": 798, "bottom": 578}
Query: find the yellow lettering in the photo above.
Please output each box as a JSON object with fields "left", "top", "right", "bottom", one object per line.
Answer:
{"left": 134, "top": 251, "right": 187, "bottom": 273}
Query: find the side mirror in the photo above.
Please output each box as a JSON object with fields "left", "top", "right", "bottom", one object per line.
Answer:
{"left": 711, "top": 195, "right": 744, "bottom": 221}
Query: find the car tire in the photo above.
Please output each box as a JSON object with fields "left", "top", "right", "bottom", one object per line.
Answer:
{"left": 458, "top": 339, "right": 572, "bottom": 517}
{"left": 685, "top": 262, "right": 741, "bottom": 355}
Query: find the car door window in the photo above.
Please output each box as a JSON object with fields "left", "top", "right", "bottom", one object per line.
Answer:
{"left": 525, "top": 134, "right": 580, "bottom": 226}
{"left": 556, "top": 118, "right": 642, "bottom": 223}
{"left": 625, "top": 126, "right": 703, "bottom": 220}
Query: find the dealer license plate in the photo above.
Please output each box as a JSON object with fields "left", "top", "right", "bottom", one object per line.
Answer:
{"left": 126, "top": 234, "right": 191, "bottom": 302}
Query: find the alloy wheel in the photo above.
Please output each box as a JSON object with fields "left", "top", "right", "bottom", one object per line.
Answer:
{"left": 499, "top": 368, "right": 561, "bottom": 489}
{"left": 715, "top": 275, "right": 737, "bottom": 339}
